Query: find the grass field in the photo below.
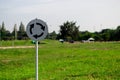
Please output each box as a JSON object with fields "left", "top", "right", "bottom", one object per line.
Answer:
{"left": 0, "top": 40, "right": 120, "bottom": 80}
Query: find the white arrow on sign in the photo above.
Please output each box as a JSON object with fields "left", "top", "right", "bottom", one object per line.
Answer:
{"left": 26, "top": 19, "right": 48, "bottom": 41}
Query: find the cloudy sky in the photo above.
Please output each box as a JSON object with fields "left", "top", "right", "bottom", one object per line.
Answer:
{"left": 0, "top": 0, "right": 120, "bottom": 33}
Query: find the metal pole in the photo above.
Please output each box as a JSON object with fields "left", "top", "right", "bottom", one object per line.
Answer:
{"left": 35, "top": 41, "right": 38, "bottom": 80}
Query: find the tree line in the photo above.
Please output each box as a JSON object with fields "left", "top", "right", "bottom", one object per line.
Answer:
{"left": 0, "top": 21, "right": 120, "bottom": 41}
{"left": 48, "top": 21, "right": 120, "bottom": 41}
{"left": 0, "top": 22, "right": 27, "bottom": 40}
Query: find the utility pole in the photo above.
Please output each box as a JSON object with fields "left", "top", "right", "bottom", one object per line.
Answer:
{"left": 12, "top": 24, "right": 17, "bottom": 46}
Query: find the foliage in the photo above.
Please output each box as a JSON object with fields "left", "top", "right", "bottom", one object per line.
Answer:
{"left": 79, "top": 26, "right": 120, "bottom": 41}
{"left": 47, "top": 31, "right": 57, "bottom": 40}
{"left": 1, "top": 22, "right": 6, "bottom": 40}
{"left": 0, "top": 25, "right": 2, "bottom": 40}
{"left": 94, "top": 26, "right": 120, "bottom": 41}
{"left": 0, "top": 22, "right": 28, "bottom": 40}
{"left": 17, "top": 22, "right": 27, "bottom": 40}
{"left": 0, "top": 21, "right": 120, "bottom": 41}
{"left": 79, "top": 31, "right": 92, "bottom": 40}
{"left": 59, "top": 21, "right": 79, "bottom": 41}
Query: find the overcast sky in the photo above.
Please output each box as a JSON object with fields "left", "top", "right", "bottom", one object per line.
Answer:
{"left": 0, "top": 0, "right": 120, "bottom": 33}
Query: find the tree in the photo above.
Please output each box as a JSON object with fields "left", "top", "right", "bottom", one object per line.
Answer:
{"left": 79, "top": 31, "right": 92, "bottom": 40}
{"left": 5, "top": 30, "right": 11, "bottom": 40}
{"left": 92, "top": 32, "right": 103, "bottom": 41}
{"left": 114, "top": 26, "right": 120, "bottom": 41}
{"left": 19, "top": 22, "right": 25, "bottom": 32}
{"left": 18, "top": 22, "right": 26, "bottom": 40}
{"left": 0, "top": 25, "right": 1, "bottom": 30}
{"left": 1, "top": 22, "right": 5, "bottom": 31}
{"left": 59, "top": 21, "right": 80, "bottom": 41}
{"left": 0, "top": 25, "right": 1, "bottom": 40}
{"left": 100, "top": 29, "right": 111, "bottom": 41}
{"left": 12, "top": 24, "right": 17, "bottom": 40}
{"left": 48, "top": 31, "right": 57, "bottom": 40}
{"left": 1, "top": 22, "right": 6, "bottom": 40}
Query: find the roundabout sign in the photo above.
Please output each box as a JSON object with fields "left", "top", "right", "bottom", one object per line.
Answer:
{"left": 26, "top": 18, "right": 48, "bottom": 80}
{"left": 26, "top": 19, "right": 48, "bottom": 41}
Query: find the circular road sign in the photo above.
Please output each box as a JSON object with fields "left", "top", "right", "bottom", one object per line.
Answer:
{"left": 26, "top": 19, "right": 48, "bottom": 41}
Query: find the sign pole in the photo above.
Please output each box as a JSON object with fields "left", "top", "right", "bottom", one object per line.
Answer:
{"left": 26, "top": 19, "right": 48, "bottom": 80}
{"left": 35, "top": 41, "right": 38, "bottom": 80}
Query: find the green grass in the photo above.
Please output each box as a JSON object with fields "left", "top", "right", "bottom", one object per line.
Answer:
{"left": 0, "top": 40, "right": 33, "bottom": 46}
{"left": 0, "top": 40, "right": 120, "bottom": 80}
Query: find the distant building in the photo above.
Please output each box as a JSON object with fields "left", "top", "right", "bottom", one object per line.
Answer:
{"left": 88, "top": 38, "right": 95, "bottom": 41}
{"left": 59, "top": 39, "right": 64, "bottom": 43}
{"left": 82, "top": 37, "right": 95, "bottom": 43}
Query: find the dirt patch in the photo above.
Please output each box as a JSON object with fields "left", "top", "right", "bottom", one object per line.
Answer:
{"left": 0, "top": 46, "right": 34, "bottom": 49}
